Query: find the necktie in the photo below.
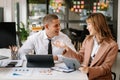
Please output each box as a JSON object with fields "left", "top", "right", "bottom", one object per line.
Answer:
{"left": 48, "top": 39, "right": 52, "bottom": 54}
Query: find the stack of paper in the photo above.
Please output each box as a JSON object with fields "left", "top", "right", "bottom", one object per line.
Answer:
{"left": 0, "top": 60, "right": 23, "bottom": 67}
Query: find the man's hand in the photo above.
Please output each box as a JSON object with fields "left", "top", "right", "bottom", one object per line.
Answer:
{"left": 9, "top": 45, "right": 19, "bottom": 60}
{"left": 9, "top": 45, "right": 18, "bottom": 53}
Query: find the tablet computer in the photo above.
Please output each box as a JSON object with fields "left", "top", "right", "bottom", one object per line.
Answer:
{"left": 63, "top": 57, "right": 80, "bottom": 70}
{"left": 26, "top": 54, "right": 54, "bottom": 68}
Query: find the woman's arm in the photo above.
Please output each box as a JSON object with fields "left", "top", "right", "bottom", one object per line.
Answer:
{"left": 53, "top": 40, "right": 85, "bottom": 63}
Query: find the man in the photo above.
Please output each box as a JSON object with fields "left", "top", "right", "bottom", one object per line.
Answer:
{"left": 17, "top": 14, "right": 76, "bottom": 61}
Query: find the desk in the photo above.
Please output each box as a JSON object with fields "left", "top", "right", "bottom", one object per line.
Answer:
{"left": 0, "top": 49, "right": 88, "bottom": 80}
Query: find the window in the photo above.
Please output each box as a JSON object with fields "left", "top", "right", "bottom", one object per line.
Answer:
{"left": 27, "top": 0, "right": 46, "bottom": 31}
{"left": 27, "top": 0, "right": 117, "bottom": 40}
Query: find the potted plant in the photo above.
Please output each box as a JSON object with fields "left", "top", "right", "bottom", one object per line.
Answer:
{"left": 19, "top": 22, "right": 29, "bottom": 42}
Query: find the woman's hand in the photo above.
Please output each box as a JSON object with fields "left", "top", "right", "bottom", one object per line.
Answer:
{"left": 79, "top": 66, "right": 89, "bottom": 74}
{"left": 53, "top": 41, "right": 66, "bottom": 48}
{"left": 53, "top": 41, "right": 69, "bottom": 56}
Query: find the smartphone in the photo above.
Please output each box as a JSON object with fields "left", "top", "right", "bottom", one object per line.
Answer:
{"left": 51, "top": 67, "right": 74, "bottom": 73}
{"left": 6, "top": 62, "right": 17, "bottom": 67}
{"left": 62, "top": 69, "right": 75, "bottom": 73}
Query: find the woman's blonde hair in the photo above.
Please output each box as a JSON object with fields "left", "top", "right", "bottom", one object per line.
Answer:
{"left": 86, "top": 13, "right": 114, "bottom": 43}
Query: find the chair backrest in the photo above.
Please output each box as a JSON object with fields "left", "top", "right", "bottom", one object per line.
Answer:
{"left": 112, "top": 72, "right": 116, "bottom": 80}
{"left": 61, "top": 28, "right": 73, "bottom": 39}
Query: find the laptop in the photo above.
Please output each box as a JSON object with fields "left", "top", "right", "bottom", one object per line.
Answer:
{"left": 26, "top": 54, "right": 54, "bottom": 68}
{"left": 0, "top": 55, "right": 9, "bottom": 60}
{"left": 63, "top": 57, "right": 81, "bottom": 70}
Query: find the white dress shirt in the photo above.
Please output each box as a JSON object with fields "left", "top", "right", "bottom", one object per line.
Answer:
{"left": 91, "top": 36, "right": 100, "bottom": 60}
{"left": 18, "top": 30, "right": 76, "bottom": 61}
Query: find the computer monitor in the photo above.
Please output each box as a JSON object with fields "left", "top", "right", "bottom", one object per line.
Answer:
{"left": 0, "top": 22, "right": 16, "bottom": 48}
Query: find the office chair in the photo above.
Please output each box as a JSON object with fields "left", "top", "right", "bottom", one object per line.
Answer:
{"left": 112, "top": 72, "right": 116, "bottom": 80}
{"left": 61, "top": 28, "right": 77, "bottom": 44}
{"left": 61, "top": 28, "right": 89, "bottom": 51}
{"left": 69, "top": 27, "right": 89, "bottom": 51}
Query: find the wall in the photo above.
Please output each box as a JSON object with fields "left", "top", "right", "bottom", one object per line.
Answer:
{"left": 0, "top": 0, "right": 14, "bottom": 22}
{"left": 0, "top": 0, "right": 4, "bottom": 7}
{"left": 0, "top": 0, "right": 27, "bottom": 27}
{"left": 117, "top": 0, "right": 120, "bottom": 49}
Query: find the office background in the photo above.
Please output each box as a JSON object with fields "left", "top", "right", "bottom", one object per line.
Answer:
{"left": 0, "top": 0, "right": 120, "bottom": 79}
{"left": 0, "top": 0, "right": 120, "bottom": 50}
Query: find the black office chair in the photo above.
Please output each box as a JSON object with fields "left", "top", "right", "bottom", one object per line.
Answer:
{"left": 61, "top": 28, "right": 77, "bottom": 44}
{"left": 112, "top": 72, "right": 116, "bottom": 80}
{"left": 69, "top": 27, "right": 89, "bottom": 51}
{"left": 61, "top": 28, "right": 89, "bottom": 51}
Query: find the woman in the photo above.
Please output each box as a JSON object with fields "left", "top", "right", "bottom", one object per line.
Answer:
{"left": 54, "top": 13, "right": 118, "bottom": 80}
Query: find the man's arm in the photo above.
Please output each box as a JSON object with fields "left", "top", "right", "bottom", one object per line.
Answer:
{"left": 18, "top": 36, "right": 35, "bottom": 60}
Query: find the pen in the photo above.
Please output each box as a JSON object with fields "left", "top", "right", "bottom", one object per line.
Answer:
{"left": 13, "top": 73, "right": 21, "bottom": 76}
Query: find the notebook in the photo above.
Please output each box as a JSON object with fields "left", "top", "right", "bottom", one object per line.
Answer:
{"left": 26, "top": 55, "right": 54, "bottom": 68}
{"left": 63, "top": 57, "right": 80, "bottom": 70}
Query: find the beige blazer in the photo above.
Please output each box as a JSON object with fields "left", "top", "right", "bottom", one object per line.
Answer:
{"left": 64, "top": 36, "right": 118, "bottom": 80}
